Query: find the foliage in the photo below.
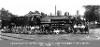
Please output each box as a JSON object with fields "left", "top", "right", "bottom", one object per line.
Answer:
{"left": 0, "top": 8, "right": 17, "bottom": 20}
{"left": 84, "top": 5, "right": 100, "bottom": 22}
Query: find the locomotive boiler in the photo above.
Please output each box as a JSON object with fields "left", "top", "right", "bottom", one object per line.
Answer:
{"left": 40, "top": 16, "right": 89, "bottom": 34}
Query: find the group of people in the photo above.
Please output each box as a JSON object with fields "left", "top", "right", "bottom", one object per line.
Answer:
{"left": 2, "top": 26, "right": 40, "bottom": 34}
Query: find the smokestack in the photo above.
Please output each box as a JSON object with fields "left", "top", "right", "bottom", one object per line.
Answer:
{"left": 76, "top": 10, "right": 79, "bottom": 16}
{"left": 55, "top": 5, "right": 56, "bottom": 16}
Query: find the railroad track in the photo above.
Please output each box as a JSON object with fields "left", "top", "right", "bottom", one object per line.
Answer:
{"left": 0, "top": 34, "right": 36, "bottom": 41}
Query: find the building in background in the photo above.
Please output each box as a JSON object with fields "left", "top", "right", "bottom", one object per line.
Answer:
{"left": 64, "top": 12, "right": 69, "bottom": 16}
{"left": 57, "top": 10, "right": 62, "bottom": 16}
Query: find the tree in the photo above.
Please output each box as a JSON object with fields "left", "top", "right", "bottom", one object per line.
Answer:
{"left": 34, "top": 10, "right": 40, "bottom": 14}
{"left": 84, "top": 5, "right": 100, "bottom": 22}
{"left": 40, "top": 12, "right": 47, "bottom": 18}
{"left": 0, "top": 8, "right": 16, "bottom": 20}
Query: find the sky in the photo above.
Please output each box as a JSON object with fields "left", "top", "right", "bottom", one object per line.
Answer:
{"left": 0, "top": 0, "right": 100, "bottom": 16}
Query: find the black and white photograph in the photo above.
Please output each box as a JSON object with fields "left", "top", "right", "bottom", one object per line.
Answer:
{"left": 0, "top": 0, "right": 100, "bottom": 47}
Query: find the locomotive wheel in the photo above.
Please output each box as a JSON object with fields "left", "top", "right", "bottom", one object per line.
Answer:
{"left": 81, "top": 30, "right": 89, "bottom": 34}
{"left": 80, "top": 27, "right": 89, "bottom": 34}
{"left": 73, "top": 28, "right": 89, "bottom": 34}
{"left": 65, "top": 27, "right": 74, "bottom": 34}
{"left": 73, "top": 28, "right": 80, "bottom": 34}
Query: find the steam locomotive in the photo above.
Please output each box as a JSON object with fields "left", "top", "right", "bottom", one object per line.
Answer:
{"left": 1, "top": 16, "right": 89, "bottom": 34}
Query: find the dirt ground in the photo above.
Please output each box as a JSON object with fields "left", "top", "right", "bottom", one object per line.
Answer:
{"left": 0, "top": 28, "right": 100, "bottom": 47}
